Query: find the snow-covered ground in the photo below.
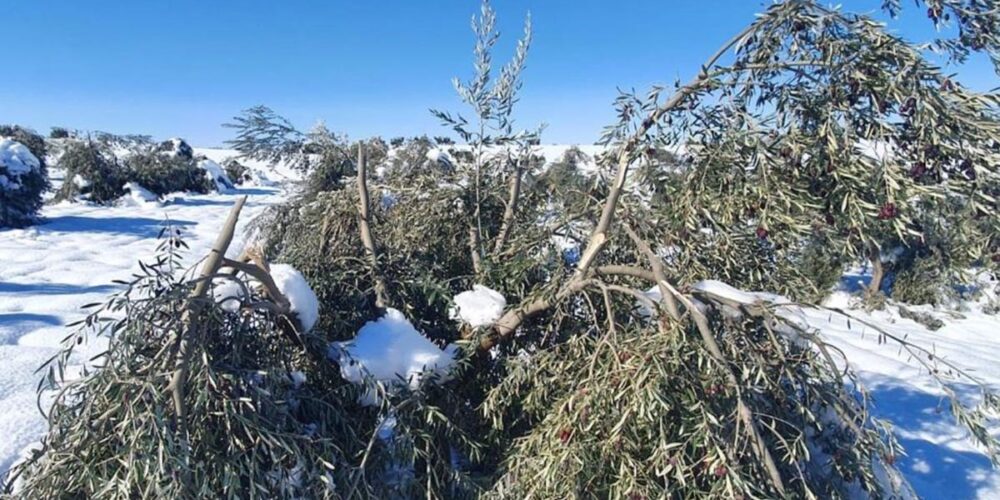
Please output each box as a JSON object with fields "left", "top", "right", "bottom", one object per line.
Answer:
{"left": 1, "top": 147, "right": 998, "bottom": 498}
{"left": 812, "top": 287, "right": 1000, "bottom": 499}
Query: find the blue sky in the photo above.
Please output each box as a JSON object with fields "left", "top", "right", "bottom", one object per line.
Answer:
{"left": 2, "top": 1, "right": 995, "bottom": 146}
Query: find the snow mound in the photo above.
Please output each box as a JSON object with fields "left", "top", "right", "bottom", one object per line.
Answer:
{"left": 269, "top": 264, "right": 320, "bottom": 332}
{"left": 333, "top": 308, "right": 456, "bottom": 398}
{"left": 212, "top": 278, "right": 246, "bottom": 313}
{"left": 450, "top": 285, "right": 506, "bottom": 327}
{"left": 0, "top": 139, "right": 41, "bottom": 189}
{"left": 197, "top": 158, "right": 235, "bottom": 192}
{"left": 120, "top": 182, "right": 159, "bottom": 206}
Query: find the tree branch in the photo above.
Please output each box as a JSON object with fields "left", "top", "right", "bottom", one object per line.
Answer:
{"left": 166, "top": 195, "right": 246, "bottom": 489}
{"left": 492, "top": 151, "right": 524, "bottom": 256}
{"left": 356, "top": 143, "right": 389, "bottom": 308}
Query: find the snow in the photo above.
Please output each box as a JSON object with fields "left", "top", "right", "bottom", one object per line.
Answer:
{"left": 212, "top": 278, "right": 246, "bottom": 313}
{"left": 0, "top": 139, "right": 41, "bottom": 189}
{"left": 636, "top": 285, "right": 661, "bottom": 318}
{"left": 193, "top": 147, "right": 302, "bottom": 184}
{"left": 332, "top": 308, "right": 456, "bottom": 403}
{"left": 197, "top": 158, "right": 235, "bottom": 192}
{"left": 690, "top": 279, "right": 764, "bottom": 305}
{"left": 268, "top": 264, "right": 319, "bottom": 333}
{"left": 120, "top": 182, "right": 159, "bottom": 206}
{"left": 450, "top": 285, "right": 506, "bottom": 328}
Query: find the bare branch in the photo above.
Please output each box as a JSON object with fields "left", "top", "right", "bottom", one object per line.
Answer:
{"left": 356, "top": 143, "right": 389, "bottom": 308}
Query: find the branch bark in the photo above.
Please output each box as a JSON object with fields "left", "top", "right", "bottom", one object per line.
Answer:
{"left": 166, "top": 195, "right": 246, "bottom": 488}
{"left": 357, "top": 143, "right": 389, "bottom": 308}
{"left": 492, "top": 152, "right": 523, "bottom": 256}
{"left": 622, "top": 223, "right": 681, "bottom": 320}
{"left": 868, "top": 244, "right": 885, "bottom": 296}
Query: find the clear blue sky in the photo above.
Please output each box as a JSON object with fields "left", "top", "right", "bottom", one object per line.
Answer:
{"left": 2, "top": 1, "right": 995, "bottom": 147}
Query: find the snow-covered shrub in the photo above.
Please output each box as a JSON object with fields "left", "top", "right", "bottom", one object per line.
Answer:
{"left": 0, "top": 138, "right": 48, "bottom": 227}
{"left": 0, "top": 125, "right": 47, "bottom": 162}
{"left": 54, "top": 140, "right": 127, "bottom": 204}
{"left": 2, "top": 227, "right": 363, "bottom": 497}
{"left": 223, "top": 158, "right": 250, "bottom": 184}
{"left": 195, "top": 157, "right": 234, "bottom": 191}
{"left": 156, "top": 137, "right": 194, "bottom": 160}
{"left": 126, "top": 150, "right": 212, "bottom": 197}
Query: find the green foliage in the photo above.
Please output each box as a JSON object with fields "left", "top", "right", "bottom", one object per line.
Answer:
{"left": 608, "top": 0, "right": 1000, "bottom": 306}
{"left": 881, "top": 0, "right": 1000, "bottom": 75}
{"left": 484, "top": 313, "right": 895, "bottom": 498}
{"left": 3, "top": 229, "right": 361, "bottom": 498}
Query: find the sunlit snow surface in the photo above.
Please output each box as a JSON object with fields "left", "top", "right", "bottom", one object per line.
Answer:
{"left": 332, "top": 308, "right": 456, "bottom": 405}
{"left": 0, "top": 147, "right": 998, "bottom": 499}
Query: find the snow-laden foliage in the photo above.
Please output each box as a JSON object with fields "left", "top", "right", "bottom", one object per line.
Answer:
{"left": 126, "top": 149, "right": 213, "bottom": 197}
{"left": 0, "top": 138, "right": 47, "bottom": 228}
{"left": 157, "top": 137, "right": 194, "bottom": 160}
{"left": 223, "top": 158, "right": 250, "bottom": 185}
{"left": 247, "top": 2, "right": 999, "bottom": 497}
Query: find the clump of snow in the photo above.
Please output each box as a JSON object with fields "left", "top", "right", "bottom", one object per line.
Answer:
{"left": 0, "top": 139, "right": 41, "bottom": 189}
{"left": 71, "top": 175, "right": 90, "bottom": 189}
{"left": 197, "top": 158, "right": 234, "bottom": 191}
{"left": 269, "top": 264, "right": 320, "bottom": 333}
{"left": 636, "top": 285, "right": 662, "bottom": 318}
{"left": 119, "top": 182, "right": 159, "bottom": 207}
{"left": 450, "top": 285, "right": 506, "bottom": 328}
{"left": 212, "top": 278, "right": 246, "bottom": 313}
{"left": 332, "top": 308, "right": 457, "bottom": 403}
{"left": 289, "top": 370, "right": 307, "bottom": 388}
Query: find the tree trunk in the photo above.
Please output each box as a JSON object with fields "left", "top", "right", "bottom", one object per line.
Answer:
{"left": 869, "top": 245, "right": 885, "bottom": 295}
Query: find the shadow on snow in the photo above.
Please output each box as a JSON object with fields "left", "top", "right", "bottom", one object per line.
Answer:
{"left": 864, "top": 377, "right": 996, "bottom": 498}
{"left": 38, "top": 216, "right": 194, "bottom": 237}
